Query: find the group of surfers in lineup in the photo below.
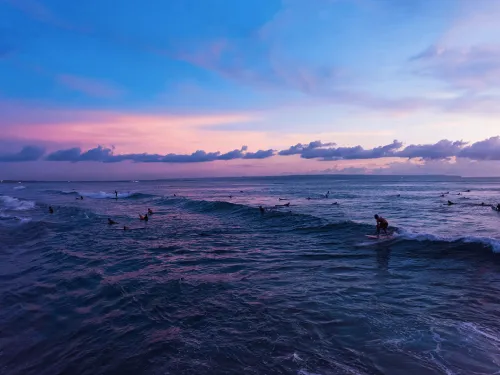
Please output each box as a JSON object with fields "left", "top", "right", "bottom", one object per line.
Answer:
{"left": 47, "top": 188, "right": 499, "bottom": 237}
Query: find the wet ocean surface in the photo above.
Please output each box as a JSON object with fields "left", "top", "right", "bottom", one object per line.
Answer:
{"left": 1, "top": 175, "right": 500, "bottom": 375}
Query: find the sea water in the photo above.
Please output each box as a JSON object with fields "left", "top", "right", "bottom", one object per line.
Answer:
{"left": 1, "top": 175, "right": 500, "bottom": 374}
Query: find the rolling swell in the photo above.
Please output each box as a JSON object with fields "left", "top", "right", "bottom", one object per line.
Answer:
{"left": 158, "top": 196, "right": 329, "bottom": 228}
{"left": 155, "top": 196, "right": 500, "bottom": 253}
{"left": 46, "top": 190, "right": 155, "bottom": 199}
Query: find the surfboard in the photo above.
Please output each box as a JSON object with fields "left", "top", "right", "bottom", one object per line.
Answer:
{"left": 365, "top": 234, "right": 393, "bottom": 240}
{"left": 113, "top": 227, "right": 147, "bottom": 231}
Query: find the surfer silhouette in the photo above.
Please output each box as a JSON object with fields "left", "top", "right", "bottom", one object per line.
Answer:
{"left": 374, "top": 214, "right": 389, "bottom": 237}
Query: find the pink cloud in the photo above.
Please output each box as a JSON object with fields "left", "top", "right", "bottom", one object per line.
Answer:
{"left": 0, "top": 105, "right": 266, "bottom": 153}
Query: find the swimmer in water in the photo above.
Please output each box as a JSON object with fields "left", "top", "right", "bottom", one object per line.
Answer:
{"left": 147, "top": 208, "right": 153, "bottom": 215}
{"left": 374, "top": 214, "right": 389, "bottom": 237}
{"left": 108, "top": 218, "right": 118, "bottom": 225}
{"left": 259, "top": 206, "right": 265, "bottom": 214}
{"left": 49, "top": 206, "right": 54, "bottom": 214}
{"left": 332, "top": 202, "right": 339, "bottom": 205}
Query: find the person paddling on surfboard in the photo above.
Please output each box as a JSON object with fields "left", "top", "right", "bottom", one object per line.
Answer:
{"left": 374, "top": 214, "right": 389, "bottom": 237}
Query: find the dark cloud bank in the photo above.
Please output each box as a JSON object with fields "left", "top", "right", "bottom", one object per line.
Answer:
{"left": 1, "top": 137, "right": 500, "bottom": 164}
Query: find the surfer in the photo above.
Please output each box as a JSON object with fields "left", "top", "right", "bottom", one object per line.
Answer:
{"left": 275, "top": 202, "right": 290, "bottom": 208}
{"left": 49, "top": 206, "right": 54, "bottom": 214}
{"left": 496, "top": 203, "right": 500, "bottom": 211}
{"left": 123, "top": 226, "right": 130, "bottom": 230}
{"left": 114, "top": 190, "right": 118, "bottom": 199}
{"left": 447, "top": 200, "right": 454, "bottom": 205}
{"left": 259, "top": 206, "right": 265, "bottom": 214}
{"left": 374, "top": 214, "right": 389, "bottom": 237}
{"left": 139, "top": 214, "right": 148, "bottom": 221}
{"left": 147, "top": 208, "right": 153, "bottom": 215}
{"left": 108, "top": 218, "right": 118, "bottom": 225}
{"left": 332, "top": 202, "right": 339, "bottom": 205}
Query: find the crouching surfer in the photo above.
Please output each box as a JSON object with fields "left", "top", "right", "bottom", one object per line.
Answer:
{"left": 374, "top": 214, "right": 389, "bottom": 237}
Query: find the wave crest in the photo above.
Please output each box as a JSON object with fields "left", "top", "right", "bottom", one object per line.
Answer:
{"left": 0, "top": 195, "right": 35, "bottom": 211}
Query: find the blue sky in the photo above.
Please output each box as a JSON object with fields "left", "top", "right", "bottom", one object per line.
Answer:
{"left": 1, "top": 0, "right": 500, "bottom": 180}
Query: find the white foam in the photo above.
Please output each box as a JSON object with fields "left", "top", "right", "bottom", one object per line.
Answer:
{"left": 13, "top": 185, "right": 26, "bottom": 190}
{"left": 0, "top": 213, "right": 32, "bottom": 224}
{"left": 0, "top": 196, "right": 35, "bottom": 211}
{"left": 459, "top": 322, "right": 500, "bottom": 344}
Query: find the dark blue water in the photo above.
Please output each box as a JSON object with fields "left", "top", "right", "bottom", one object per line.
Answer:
{"left": 1, "top": 175, "right": 500, "bottom": 375}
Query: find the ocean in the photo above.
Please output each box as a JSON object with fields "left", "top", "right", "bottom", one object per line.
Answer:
{"left": 1, "top": 175, "right": 500, "bottom": 375}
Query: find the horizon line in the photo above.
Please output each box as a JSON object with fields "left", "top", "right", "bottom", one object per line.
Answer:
{"left": 1, "top": 173, "right": 491, "bottom": 183}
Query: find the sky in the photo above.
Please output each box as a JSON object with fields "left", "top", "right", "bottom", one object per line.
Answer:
{"left": 1, "top": 0, "right": 500, "bottom": 180}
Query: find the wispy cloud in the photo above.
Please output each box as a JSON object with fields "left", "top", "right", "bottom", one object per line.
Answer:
{"left": 411, "top": 45, "right": 500, "bottom": 92}
{"left": 56, "top": 74, "right": 125, "bottom": 98}
{"left": 2, "top": 0, "right": 88, "bottom": 32}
